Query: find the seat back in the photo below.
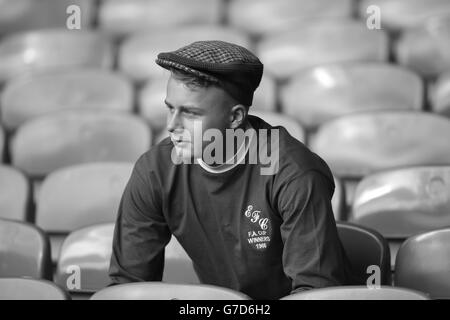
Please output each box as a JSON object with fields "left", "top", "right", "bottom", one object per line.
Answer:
{"left": 430, "top": 71, "right": 450, "bottom": 117}
{"left": 281, "top": 286, "right": 429, "bottom": 300}
{"left": 249, "top": 111, "right": 305, "bottom": 143}
{"left": 281, "top": 62, "right": 423, "bottom": 129}
{"left": 310, "top": 112, "right": 450, "bottom": 178}
{"left": 395, "top": 228, "right": 450, "bottom": 299}
{"left": 337, "top": 222, "right": 391, "bottom": 285}
{"left": 350, "top": 166, "right": 450, "bottom": 239}
{"left": 0, "top": 218, "right": 52, "bottom": 280}
{"left": 91, "top": 282, "right": 250, "bottom": 300}
{"left": 0, "top": 165, "right": 29, "bottom": 221}
{"left": 1, "top": 69, "right": 133, "bottom": 131}
{"left": 257, "top": 20, "right": 388, "bottom": 80}
{"left": 0, "top": 278, "right": 69, "bottom": 300}
{"left": 11, "top": 110, "right": 150, "bottom": 178}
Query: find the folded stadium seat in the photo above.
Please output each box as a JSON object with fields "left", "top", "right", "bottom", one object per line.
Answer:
{"left": 91, "top": 282, "right": 249, "bottom": 300}
{"left": 35, "top": 162, "right": 134, "bottom": 263}
{"left": 55, "top": 223, "right": 200, "bottom": 299}
{"left": 395, "top": 15, "right": 450, "bottom": 79}
{"left": 10, "top": 110, "right": 151, "bottom": 178}
{"left": 429, "top": 71, "right": 450, "bottom": 117}
{"left": 280, "top": 62, "right": 424, "bottom": 130}
{"left": 395, "top": 228, "right": 450, "bottom": 299}
{"left": 228, "top": 0, "right": 353, "bottom": 37}
{"left": 336, "top": 222, "right": 391, "bottom": 285}
{"left": 0, "top": 218, "right": 52, "bottom": 280}
{"left": 0, "top": 165, "right": 29, "bottom": 221}
{"left": 280, "top": 286, "right": 429, "bottom": 300}
{"left": 0, "top": 278, "right": 69, "bottom": 300}
{"left": 98, "top": 0, "right": 223, "bottom": 37}
{"left": 1, "top": 69, "right": 134, "bottom": 131}
{"left": 257, "top": 20, "right": 389, "bottom": 80}
{"left": 310, "top": 111, "right": 450, "bottom": 204}
{"left": 0, "top": 29, "right": 113, "bottom": 83}
{"left": 350, "top": 166, "right": 450, "bottom": 269}
{"left": 118, "top": 25, "right": 252, "bottom": 83}
{"left": 358, "top": 0, "right": 450, "bottom": 32}
{"left": 0, "top": 0, "right": 94, "bottom": 35}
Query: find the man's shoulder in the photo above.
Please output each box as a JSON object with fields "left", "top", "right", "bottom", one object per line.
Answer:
{"left": 134, "top": 137, "right": 175, "bottom": 174}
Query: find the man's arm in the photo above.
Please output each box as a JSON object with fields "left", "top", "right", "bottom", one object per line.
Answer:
{"left": 276, "top": 170, "right": 349, "bottom": 293}
{"left": 109, "top": 160, "right": 171, "bottom": 284}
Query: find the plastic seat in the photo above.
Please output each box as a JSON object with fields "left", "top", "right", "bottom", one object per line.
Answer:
{"left": 228, "top": 0, "right": 353, "bottom": 37}
{"left": 0, "top": 29, "right": 113, "bottom": 83}
{"left": 257, "top": 20, "right": 388, "bottom": 80}
{"left": 1, "top": 69, "right": 133, "bottom": 131}
{"left": 0, "top": 165, "right": 29, "bottom": 221}
{"left": 252, "top": 75, "right": 277, "bottom": 112}
{"left": 395, "top": 228, "right": 450, "bottom": 299}
{"left": 336, "top": 222, "right": 391, "bottom": 285}
{"left": 281, "top": 286, "right": 429, "bottom": 300}
{"left": 0, "top": 218, "right": 52, "bottom": 280}
{"left": 395, "top": 15, "right": 450, "bottom": 78}
{"left": 310, "top": 111, "right": 450, "bottom": 178}
{"left": 429, "top": 71, "right": 450, "bottom": 117}
{"left": 281, "top": 62, "right": 423, "bottom": 129}
{"left": 249, "top": 111, "right": 305, "bottom": 143}
{"left": 10, "top": 110, "right": 151, "bottom": 178}
{"left": 91, "top": 282, "right": 250, "bottom": 300}
{"left": 0, "top": 278, "right": 69, "bottom": 300}
{"left": 55, "top": 223, "right": 200, "bottom": 294}
{"left": 0, "top": 0, "right": 93, "bottom": 35}
{"left": 98, "top": 0, "right": 223, "bottom": 37}
{"left": 119, "top": 26, "right": 252, "bottom": 82}
{"left": 359, "top": 0, "right": 450, "bottom": 31}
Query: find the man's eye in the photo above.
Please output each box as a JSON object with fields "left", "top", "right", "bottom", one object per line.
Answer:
{"left": 166, "top": 105, "right": 174, "bottom": 113}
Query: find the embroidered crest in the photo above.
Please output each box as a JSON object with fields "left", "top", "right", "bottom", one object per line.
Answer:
{"left": 244, "top": 205, "right": 272, "bottom": 251}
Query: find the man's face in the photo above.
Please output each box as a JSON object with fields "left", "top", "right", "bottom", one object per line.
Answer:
{"left": 165, "top": 75, "right": 232, "bottom": 160}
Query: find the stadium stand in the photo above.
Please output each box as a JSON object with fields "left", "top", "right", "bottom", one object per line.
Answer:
{"left": 91, "top": 282, "right": 250, "bottom": 300}
{"left": 395, "top": 228, "right": 450, "bottom": 299}
{"left": 0, "top": 278, "right": 70, "bottom": 300}
{"left": 10, "top": 110, "right": 151, "bottom": 178}
{"left": 0, "top": 218, "right": 52, "bottom": 280}
{"left": 0, "top": 165, "right": 29, "bottom": 221}
{"left": 0, "top": 29, "right": 113, "bottom": 83}
{"left": 281, "top": 286, "right": 429, "bottom": 300}
{"left": 280, "top": 62, "right": 424, "bottom": 130}
{"left": 430, "top": 71, "right": 450, "bottom": 117}
{"left": 257, "top": 20, "right": 389, "bottom": 80}
{"left": 1, "top": 69, "right": 134, "bottom": 131}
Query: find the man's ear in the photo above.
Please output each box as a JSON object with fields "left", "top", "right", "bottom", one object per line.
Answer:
{"left": 229, "top": 104, "right": 248, "bottom": 129}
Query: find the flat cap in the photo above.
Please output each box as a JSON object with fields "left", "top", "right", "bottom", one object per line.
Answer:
{"left": 156, "top": 40, "right": 263, "bottom": 106}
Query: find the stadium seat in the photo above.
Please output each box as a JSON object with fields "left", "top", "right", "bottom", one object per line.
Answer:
{"left": 91, "top": 282, "right": 250, "bottom": 300}
{"left": 350, "top": 166, "right": 450, "bottom": 267}
{"left": 249, "top": 111, "right": 305, "bottom": 143}
{"left": 310, "top": 111, "right": 450, "bottom": 178}
{"left": 280, "top": 62, "right": 423, "bottom": 129}
{"left": 257, "top": 20, "right": 388, "bottom": 80}
{"left": 0, "top": 0, "right": 94, "bottom": 35}
{"left": 429, "top": 71, "right": 450, "bottom": 117}
{"left": 10, "top": 110, "right": 151, "bottom": 178}
{"left": 281, "top": 286, "right": 429, "bottom": 300}
{"left": 0, "top": 165, "right": 29, "bottom": 221}
{"left": 252, "top": 74, "right": 277, "bottom": 112}
{"left": 359, "top": 0, "right": 450, "bottom": 31}
{"left": 1, "top": 69, "right": 134, "bottom": 131}
{"left": 119, "top": 25, "right": 252, "bottom": 82}
{"left": 98, "top": 0, "right": 223, "bottom": 36}
{"left": 337, "top": 222, "right": 391, "bottom": 285}
{"left": 0, "top": 29, "right": 113, "bottom": 83}
{"left": 0, "top": 218, "right": 52, "bottom": 280}
{"left": 55, "top": 223, "right": 200, "bottom": 296}
{"left": 228, "top": 0, "right": 353, "bottom": 37}
{"left": 0, "top": 278, "right": 69, "bottom": 300}
{"left": 395, "top": 15, "right": 450, "bottom": 78}
{"left": 395, "top": 228, "right": 450, "bottom": 299}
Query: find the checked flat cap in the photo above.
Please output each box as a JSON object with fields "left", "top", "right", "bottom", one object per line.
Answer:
{"left": 156, "top": 40, "right": 264, "bottom": 106}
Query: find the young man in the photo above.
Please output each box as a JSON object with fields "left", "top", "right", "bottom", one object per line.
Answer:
{"left": 109, "top": 40, "right": 350, "bottom": 299}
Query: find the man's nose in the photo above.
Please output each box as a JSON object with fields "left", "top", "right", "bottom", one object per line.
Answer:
{"left": 167, "top": 109, "right": 182, "bottom": 133}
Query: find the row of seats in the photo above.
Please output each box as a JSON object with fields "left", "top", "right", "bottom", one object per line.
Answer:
{"left": 1, "top": 217, "right": 449, "bottom": 299}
